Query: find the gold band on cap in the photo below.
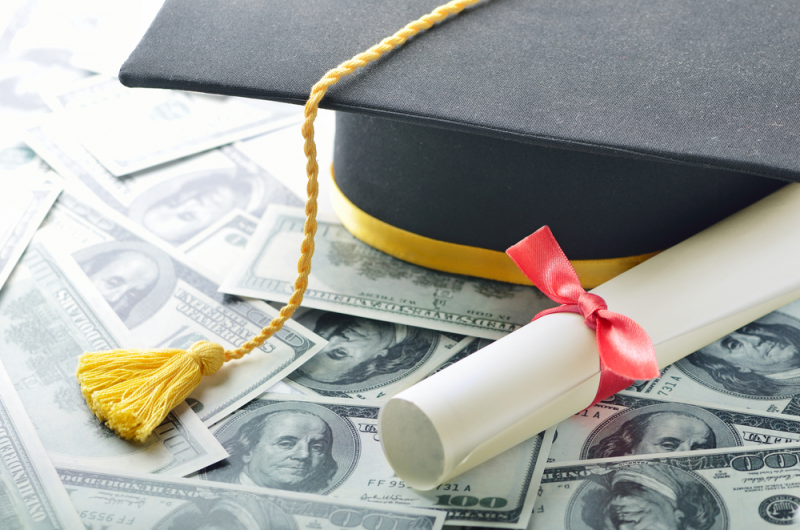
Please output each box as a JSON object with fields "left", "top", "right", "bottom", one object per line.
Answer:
{"left": 330, "top": 168, "right": 659, "bottom": 289}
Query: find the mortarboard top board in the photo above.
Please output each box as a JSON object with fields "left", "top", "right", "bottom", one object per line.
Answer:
{"left": 118, "top": 0, "right": 799, "bottom": 288}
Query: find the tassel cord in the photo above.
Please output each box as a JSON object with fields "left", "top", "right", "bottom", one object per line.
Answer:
{"left": 224, "top": 0, "right": 484, "bottom": 361}
{"left": 76, "top": 0, "right": 485, "bottom": 443}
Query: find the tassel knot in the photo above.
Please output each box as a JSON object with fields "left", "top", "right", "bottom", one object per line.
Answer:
{"left": 76, "top": 341, "right": 227, "bottom": 442}
{"left": 187, "top": 340, "right": 225, "bottom": 376}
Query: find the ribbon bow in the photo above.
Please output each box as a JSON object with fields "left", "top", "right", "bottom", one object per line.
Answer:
{"left": 506, "top": 226, "right": 659, "bottom": 406}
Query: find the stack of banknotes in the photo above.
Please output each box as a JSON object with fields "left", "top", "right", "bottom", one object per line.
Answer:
{"left": 2, "top": 1, "right": 800, "bottom": 528}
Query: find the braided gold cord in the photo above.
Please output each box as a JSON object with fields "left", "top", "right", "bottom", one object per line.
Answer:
{"left": 224, "top": 0, "right": 483, "bottom": 361}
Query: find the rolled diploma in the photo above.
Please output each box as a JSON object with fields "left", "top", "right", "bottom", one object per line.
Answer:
{"left": 379, "top": 183, "right": 800, "bottom": 490}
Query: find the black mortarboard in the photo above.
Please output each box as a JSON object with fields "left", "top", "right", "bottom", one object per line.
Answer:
{"left": 118, "top": 0, "right": 797, "bottom": 288}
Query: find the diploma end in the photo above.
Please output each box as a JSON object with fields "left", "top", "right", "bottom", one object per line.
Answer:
{"left": 379, "top": 398, "right": 446, "bottom": 490}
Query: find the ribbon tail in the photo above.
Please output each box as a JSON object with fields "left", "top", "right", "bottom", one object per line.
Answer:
{"left": 595, "top": 311, "right": 660, "bottom": 380}
{"left": 589, "top": 367, "right": 636, "bottom": 407}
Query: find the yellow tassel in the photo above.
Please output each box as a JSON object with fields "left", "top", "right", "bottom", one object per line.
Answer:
{"left": 76, "top": 341, "right": 225, "bottom": 442}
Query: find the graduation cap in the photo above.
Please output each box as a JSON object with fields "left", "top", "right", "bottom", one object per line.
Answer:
{"left": 117, "top": 0, "right": 797, "bottom": 288}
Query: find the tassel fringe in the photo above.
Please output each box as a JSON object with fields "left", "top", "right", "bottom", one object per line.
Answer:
{"left": 76, "top": 341, "right": 225, "bottom": 442}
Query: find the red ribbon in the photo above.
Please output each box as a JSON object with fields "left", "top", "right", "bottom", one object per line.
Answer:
{"left": 506, "top": 226, "right": 660, "bottom": 406}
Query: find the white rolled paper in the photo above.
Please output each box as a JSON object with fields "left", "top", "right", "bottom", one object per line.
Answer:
{"left": 379, "top": 183, "right": 800, "bottom": 490}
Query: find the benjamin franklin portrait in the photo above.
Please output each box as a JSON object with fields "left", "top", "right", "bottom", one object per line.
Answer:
{"left": 677, "top": 312, "right": 800, "bottom": 398}
{"left": 584, "top": 403, "right": 738, "bottom": 460}
{"left": 126, "top": 164, "right": 300, "bottom": 246}
{"left": 288, "top": 311, "right": 437, "bottom": 392}
{"left": 569, "top": 463, "right": 724, "bottom": 530}
{"left": 202, "top": 401, "right": 358, "bottom": 495}
{"left": 74, "top": 240, "right": 177, "bottom": 328}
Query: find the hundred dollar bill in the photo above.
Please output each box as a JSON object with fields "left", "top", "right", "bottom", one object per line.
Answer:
{"left": 58, "top": 465, "right": 446, "bottom": 530}
{"left": 548, "top": 391, "right": 800, "bottom": 464}
{"left": 43, "top": 75, "right": 303, "bottom": 175}
{"left": 0, "top": 176, "right": 61, "bottom": 290}
{"left": 0, "top": 240, "right": 227, "bottom": 475}
{"left": 530, "top": 444, "right": 800, "bottom": 529}
{"left": 178, "top": 210, "right": 468, "bottom": 402}
{"left": 36, "top": 190, "right": 326, "bottom": 425}
{"left": 196, "top": 394, "right": 554, "bottom": 529}
{"left": 632, "top": 298, "right": 800, "bottom": 419}
{"left": 220, "top": 206, "right": 555, "bottom": 339}
{"left": 23, "top": 121, "right": 302, "bottom": 248}
{"left": 179, "top": 211, "right": 460, "bottom": 399}
{"left": 178, "top": 213, "right": 478, "bottom": 401}
{"left": 280, "top": 307, "right": 475, "bottom": 400}
{"left": 0, "top": 359, "right": 84, "bottom": 528}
